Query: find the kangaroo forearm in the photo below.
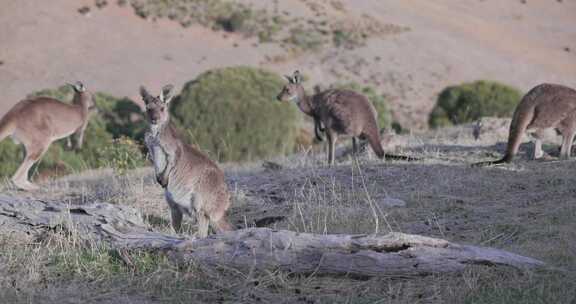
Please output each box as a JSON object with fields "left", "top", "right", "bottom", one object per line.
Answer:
{"left": 156, "top": 172, "right": 169, "bottom": 188}
{"left": 73, "top": 125, "right": 87, "bottom": 149}
{"left": 156, "top": 160, "right": 172, "bottom": 188}
{"left": 74, "top": 133, "right": 84, "bottom": 149}
{"left": 313, "top": 117, "right": 325, "bottom": 141}
{"left": 314, "top": 124, "right": 324, "bottom": 141}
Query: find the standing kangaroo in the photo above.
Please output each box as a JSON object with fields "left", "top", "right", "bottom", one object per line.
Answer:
{"left": 473, "top": 83, "right": 576, "bottom": 167}
{"left": 141, "top": 85, "right": 233, "bottom": 237}
{"left": 0, "top": 82, "right": 93, "bottom": 190}
{"left": 277, "top": 70, "right": 415, "bottom": 165}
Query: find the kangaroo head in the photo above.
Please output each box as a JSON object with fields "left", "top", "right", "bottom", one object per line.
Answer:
{"left": 277, "top": 70, "right": 304, "bottom": 102}
{"left": 69, "top": 81, "right": 95, "bottom": 110}
{"left": 140, "top": 84, "right": 174, "bottom": 126}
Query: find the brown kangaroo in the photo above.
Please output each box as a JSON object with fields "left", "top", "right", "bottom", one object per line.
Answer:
{"left": 0, "top": 82, "right": 94, "bottom": 190}
{"left": 141, "top": 85, "right": 233, "bottom": 238}
{"left": 277, "top": 70, "right": 415, "bottom": 165}
{"left": 473, "top": 83, "right": 576, "bottom": 167}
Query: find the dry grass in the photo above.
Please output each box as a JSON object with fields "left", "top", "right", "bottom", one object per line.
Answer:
{"left": 1, "top": 121, "right": 575, "bottom": 303}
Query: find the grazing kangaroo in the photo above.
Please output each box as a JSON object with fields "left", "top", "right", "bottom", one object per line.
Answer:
{"left": 473, "top": 83, "right": 576, "bottom": 167}
{"left": 277, "top": 70, "right": 415, "bottom": 165}
{"left": 140, "top": 85, "right": 233, "bottom": 237}
{"left": 0, "top": 82, "right": 93, "bottom": 190}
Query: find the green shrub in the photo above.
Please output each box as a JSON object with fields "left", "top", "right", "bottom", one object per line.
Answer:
{"left": 0, "top": 141, "right": 22, "bottom": 181}
{"left": 0, "top": 86, "right": 146, "bottom": 180}
{"left": 333, "top": 82, "right": 394, "bottom": 130}
{"left": 215, "top": 9, "right": 253, "bottom": 33}
{"left": 429, "top": 80, "right": 522, "bottom": 128}
{"left": 286, "top": 28, "right": 325, "bottom": 51}
{"left": 171, "top": 66, "right": 300, "bottom": 162}
{"left": 117, "top": 1, "right": 393, "bottom": 52}
{"left": 99, "top": 136, "right": 147, "bottom": 175}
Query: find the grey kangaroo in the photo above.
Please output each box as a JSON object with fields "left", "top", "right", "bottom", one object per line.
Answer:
{"left": 277, "top": 70, "right": 416, "bottom": 165}
{"left": 141, "top": 85, "right": 233, "bottom": 237}
{"left": 0, "top": 82, "right": 93, "bottom": 190}
{"left": 473, "top": 83, "right": 576, "bottom": 167}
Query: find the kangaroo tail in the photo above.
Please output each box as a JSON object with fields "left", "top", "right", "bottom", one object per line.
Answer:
{"left": 471, "top": 155, "right": 512, "bottom": 167}
{"left": 384, "top": 153, "right": 421, "bottom": 162}
{"left": 365, "top": 127, "right": 420, "bottom": 161}
{"left": 472, "top": 101, "right": 534, "bottom": 168}
{"left": 366, "top": 127, "right": 385, "bottom": 159}
{"left": 0, "top": 117, "right": 12, "bottom": 143}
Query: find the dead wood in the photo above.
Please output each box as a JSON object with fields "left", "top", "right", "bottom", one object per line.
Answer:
{"left": 0, "top": 194, "right": 544, "bottom": 277}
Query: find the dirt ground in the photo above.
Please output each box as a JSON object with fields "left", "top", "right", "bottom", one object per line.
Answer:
{"left": 1, "top": 0, "right": 575, "bottom": 129}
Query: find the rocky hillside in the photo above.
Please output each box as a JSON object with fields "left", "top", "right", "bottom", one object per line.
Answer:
{"left": 1, "top": 0, "right": 575, "bottom": 129}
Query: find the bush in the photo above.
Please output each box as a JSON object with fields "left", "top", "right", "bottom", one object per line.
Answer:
{"left": 0, "top": 141, "right": 22, "bottom": 181}
{"left": 171, "top": 66, "right": 300, "bottom": 162}
{"left": 286, "top": 28, "right": 325, "bottom": 52}
{"left": 333, "top": 82, "right": 394, "bottom": 130}
{"left": 429, "top": 80, "right": 522, "bottom": 128}
{"left": 99, "top": 136, "right": 147, "bottom": 175}
{"left": 0, "top": 86, "right": 146, "bottom": 180}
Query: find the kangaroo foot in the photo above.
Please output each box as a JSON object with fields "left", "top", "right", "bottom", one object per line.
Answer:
{"left": 12, "top": 179, "right": 39, "bottom": 191}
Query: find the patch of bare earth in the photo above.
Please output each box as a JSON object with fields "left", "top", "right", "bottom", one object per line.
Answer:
{"left": 1, "top": 0, "right": 575, "bottom": 129}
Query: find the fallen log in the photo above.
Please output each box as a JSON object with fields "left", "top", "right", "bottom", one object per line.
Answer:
{"left": 0, "top": 195, "right": 545, "bottom": 277}
{"left": 0, "top": 194, "right": 146, "bottom": 242}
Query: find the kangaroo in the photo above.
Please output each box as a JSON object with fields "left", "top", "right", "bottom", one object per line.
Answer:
{"left": 472, "top": 120, "right": 482, "bottom": 141}
{"left": 277, "top": 70, "right": 415, "bottom": 165}
{"left": 473, "top": 83, "right": 576, "bottom": 167}
{"left": 0, "top": 82, "right": 94, "bottom": 190}
{"left": 140, "top": 85, "right": 233, "bottom": 238}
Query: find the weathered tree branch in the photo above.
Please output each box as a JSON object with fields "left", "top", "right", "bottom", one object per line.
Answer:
{"left": 0, "top": 195, "right": 544, "bottom": 277}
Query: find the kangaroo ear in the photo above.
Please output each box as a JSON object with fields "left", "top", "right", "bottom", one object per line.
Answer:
{"left": 160, "top": 84, "right": 174, "bottom": 104}
{"left": 292, "top": 70, "right": 302, "bottom": 84}
{"left": 285, "top": 75, "right": 294, "bottom": 83}
{"left": 70, "top": 81, "right": 85, "bottom": 93}
{"left": 140, "top": 86, "right": 152, "bottom": 103}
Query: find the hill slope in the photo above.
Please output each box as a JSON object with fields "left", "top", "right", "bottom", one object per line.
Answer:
{"left": 0, "top": 0, "right": 575, "bottom": 129}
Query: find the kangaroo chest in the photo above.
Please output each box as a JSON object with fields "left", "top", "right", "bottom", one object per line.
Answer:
{"left": 145, "top": 130, "right": 171, "bottom": 186}
{"left": 150, "top": 144, "right": 169, "bottom": 175}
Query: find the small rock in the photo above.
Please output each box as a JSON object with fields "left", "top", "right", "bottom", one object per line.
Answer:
{"left": 262, "top": 161, "right": 283, "bottom": 172}
{"left": 78, "top": 6, "right": 91, "bottom": 15}
{"left": 95, "top": 0, "right": 108, "bottom": 9}
{"left": 380, "top": 197, "right": 407, "bottom": 207}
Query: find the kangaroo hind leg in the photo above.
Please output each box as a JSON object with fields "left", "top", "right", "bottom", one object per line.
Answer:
{"left": 12, "top": 141, "right": 50, "bottom": 191}
{"left": 326, "top": 130, "right": 337, "bottom": 166}
{"left": 560, "top": 130, "right": 576, "bottom": 160}
{"left": 530, "top": 129, "right": 549, "bottom": 160}
{"left": 197, "top": 210, "right": 210, "bottom": 238}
